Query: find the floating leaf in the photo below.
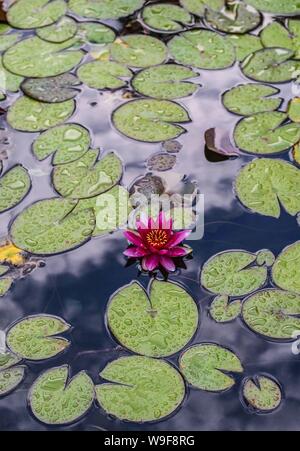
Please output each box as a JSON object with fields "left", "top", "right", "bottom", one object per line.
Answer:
{"left": 7, "top": 97, "right": 75, "bottom": 132}
{"left": 235, "top": 158, "right": 300, "bottom": 218}
{"left": 96, "top": 356, "right": 185, "bottom": 422}
{"left": 36, "top": 16, "right": 78, "bottom": 43}
{"left": 256, "top": 249, "right": 275, "bottom": 267}
{"left": 132, "top": 64, "right": 198, "bottom": 100}
{"left": 129, "top": 174, "right": 165, "bottom": 200}
{"left": 10, "top": 198, "right": 95, "bottom": 255}
{"left": 244, "top": 0, "right": 300, "bottom": 15}
{"left": 272, "top": 242, "right": 300, "bottom": 295}
{"left": 201, "top": 250, "right": 267, "bottom": 297}
{"left": 0, "top": 351, "right": 25, "bottom": 397}
{"left": 7, "top": 0, "right": 66, "bottom": 29}
{"left": 29, "top": 365, "right": 94, "bottom": 425}
{"left": 210, "top": 295, "right": 241, "bottom": 323}
{"left": 6, "top": 314, "right": 71, "bottom": 360}
{"left": 261, "top": 21, "right": 300, "bottom": 60}
{"left": 242, "top": 375, "right": 282, "bottom": 412}
{"left": 0, "top": 33, "right": 22, "bottom": 52}
{"left": 0, "top": 265, "right": 9, "bottom": 276}
{"left": 242, "top": 289, "right": 300, "bottom": 340}
{"left": 77, "top": 22, "right": 116, "bottom": 44}
{"left": 226, "top": 34, "right": 262, "bottom": 62}
{"left": 0, "top": 278, "right": 13, "bottom": 297}
{"left": 107, "top": 280, "right": 198, "bottom": 357}
{"left": 68, "top": 0, "right": 145, "bottom": 19}
{"left": 288, "top": 97, "right": 300, "bottom": 123}
{"left": 0, "top": 57, "right": 23, "bottom": 93}
{"left": 234, "top": 112, "right": 300, "bottom": 155}
{"left": 21, "top": 73, "right": 80, "bottom": 103}
{"left": 223, "top": 84, "right": 282, "bottom": 116}
{"left": 168, "top": 29, "right": 235, "bottom": 70}
{"left": 77, "top": 61, "right": 131, "bottom": 90}
{"left": 32, "top": 123, "right": 90, "bottom": 165}
{"left": 141, "top": 3, "right": 193, "bottom": 33}
{"left": 0, "top": 352, "right": 21, "bottom": 370}
{"left": 292, "top": 142, "right": 300, "bottom": 165}
{"left": 0, "top": 25, "right": 12, "bottom": 35}
{"left": 0, "top": 165, "right": 31, "bottom": 214}
{"left": 147, "top": 153, "right": 176, "bottom": 171}
{"left": 112, "top": 99, "right": 190, "bottom": 142}
{"left": 179, "top": 343, "right": 243, "bottom": 392}
{"left": 241, "top": 48, "right": 300, "bottom": 83}
{"left": 0, "top": 241, "right": 25, "bottom": 267}
{"left": 52, "top": 150, "right": 122, "bottom": 199}
{"left": 3, "top": 37, "right": 83, "bottom": 78}
{"left": 205, "top": 3, "right": 261, "bottom": 34}
{"left": 179, "top": 0, "right": 223, "bottom": 16}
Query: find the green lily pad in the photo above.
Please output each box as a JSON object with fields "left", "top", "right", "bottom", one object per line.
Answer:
{"left": 3, "top": 36, "right": 83, "bottom": 78}
{"left": 0, "top": 33, "right": 22, "bottom": 52}
{"left": 0, "top": 352, "right": 21, "bottom": 370}
{"left": 179, "top": 0, "right": 223, "bottom": 16}
{"left": 0, "top": 278, "right": 13, "bottom": 297}
{"left": 32, "top": 123, "right": 90, "bottom": 165}
{"left": 256, "top": 249, "right": 275, "bottom": 267}
{"left": 226, "top": 34, "right": 262, "bottom": 62}
{"left": 0, "top": 352, "right": 25, "bottom": 397}
{"left": 107, "top": 279, "right": 198, "bottom": 357}
{"left": 222, "top": 84, "right": 282, "bottom": 116}
{"left": 242, "top": 375, "right": 282, "bottom": 412}
{"left": 96, "top": 356, "right": 185, "bottom": 422}
{"left": 52, "top": 150, "right": 122, "bottom": 199}
{"left": 77, "top": 22, "right": 116, "bottom": 44}
{"left": 141, "top": 3, "right": 193, "bottom": 33}
{"left": 110, "top": 34, "right": 167, "bottom": 68}
{"left": 0, "top": 24, "right": 12, "bottom": 35}
{"left": 77, "top": 61, "right": 131, "bottom": 90}
{"left": 29, "top": 365, "right": 94, "bottom": 425}
{"left": 68, "top": 0, "right": 145, "bottom": 19}
{"left": 132, "top": 64, "right": 198, "bottom": 100}
{"left": 6, "top": 314, "right": 71, "bottom": 360}
{"left": 179, "top": 343, "right": 243, "bottom": 392}
{"left": 261, "top": 21, "right": 300, "bottom": 60}
{"left": 241, "top": 48, "right": 300, "bottom": 83}
{"left": 201, "top": 250, "right": 267, "bottom": 297}
{"left": 288, "top": 97, "right": 300, "bottom": 123}
{"left": 234, "top": 112, "right": 300, "bottom": 155}
{"left": 210, "top": 295, "right": 242, "bottom": 323}
{"left": 7, "top": 0, "right": 67, "bottom": 29}
{"left": 168, "top": 29, "right": 235, "bottom": 70}
{"left": 272, "top": 242, "right": 300, "bottom": 295}
{"left": 0, "top": 57, "right": 23, "bottom": 93}
{"left": 235, "top": 158, "right": 300, "bottom": 218}
{"left": 7, "top": 97, "right": 75, "bottom": 132}
{"left": 21, "top": 73, "right": 80, "bottom": 103}
{"left": 112, "top": 99, "right": 190, "bottom": 142}
{"left": 205, "top": 3, "right": 261, "bottom": 34}
{"left": 0, "top": 265, "right": 9, "bottom": 276}
{"left": 10, "top": 198, "right": 95, "bottom": 255}
{"left": 244, "top": 0, "right": 300, "bottom": 15}
{"left": 0, "top": 165, "right": 31, "bottom": 214}
{"left": 36, "top": 16, "right": 78, "bottom": 43}
{"left": 242, "top": 289, "right": 300, "bottom": 340}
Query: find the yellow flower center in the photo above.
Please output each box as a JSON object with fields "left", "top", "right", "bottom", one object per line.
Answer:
{"left": 146, "top": 230, "right": 168, "bottom": 249}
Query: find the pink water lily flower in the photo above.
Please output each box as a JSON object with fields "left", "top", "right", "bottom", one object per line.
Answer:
{"left": 123, "top": 212, "right": 192, "bottom": 272}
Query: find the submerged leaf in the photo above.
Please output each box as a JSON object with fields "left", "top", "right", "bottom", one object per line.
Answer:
{"left": 210, "top": 295, "right": 242, "bottom": 323}
{"left": 77, "top": 61, "right": 131, "bottom": 90}
{"left": 272, "top": 241, "right": 300, "bottom": 295}
{"left": 242, "top": 375, "right": 282, "bottom": 412}
{"left": 141, "top": 3, "right": 193, "bottom": 33}
{"left": 0, "top": 165, "right": 31, "bottom": 214}
{"left": 147, "top": 153, "right": 177, "bottom": 171}
{"left": 68, "top": 0, "right": 145, "bottom": 20}
{"left": 21, "top": 73, "right": 80, "bottom": 103}
{"left": 7, "top": 0, "right": 67, "bottom": 29}
{"left": 36, "top": 16, "right": 78, "bottom": 43}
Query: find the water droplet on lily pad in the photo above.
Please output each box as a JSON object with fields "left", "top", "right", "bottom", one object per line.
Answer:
{"left": 77, "top": 61, "right": 131, "bottom": 90}
{"left": 0, "top": 165, "right": 31, "bottom": 214}
{"left": 242, "top": 374, "right": 282, "bottom": 413}
{"left": 141, "top": 3, "right": 194, "bottom": 33}
{"left": 69, "top": 0, "right": 145, "bottom": 20}
{"left": 210, "top": 295, "right": 242, "bottom": 323}
{"left": 7, "top": 0, "right": 67, "bottom": 29}
{"left": 272, "top": 241, "right": 300, "bottom": 294}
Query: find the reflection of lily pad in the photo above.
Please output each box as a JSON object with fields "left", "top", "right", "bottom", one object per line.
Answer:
{"left": 235, "top": 159, "right": 300, "bottom": 218}
{"left": 288, "top": 98, "right": 300, "bottom": 123}
{"left": 32, "top": 123, "right": 90, "bottom": 165}
{"left": 272, "top": 242, "right": 300, "bottom": 295}
{"left": 261, "top": 21, "right": 300, "bottom": 60}
{"left": 77, "top": 61, "right": 131, "bottom": 90}
{"left": 179, "top": 343, "right": 243, "bottom": 392}
{"left": 234, "top": 112, "right": 300, "bottom": 155}
{"left": 68, "top": 0, "right": 145, "bottom": 19}
{"left": 0, "top": 278, "right": 13, "bottom": 297}
{"left": 201, "top": 250, "right": 267, "bottom": 297}
{"left": 52, "top": 150, "right": 122, "bottom": 199}
{"left": 0, "top": 165, "right": 31, "bottom": 214}
{"left": 132, "top": 64, "right": 198, "bottom": 100}
{"left": 29, "top": 365, "right": 94, "bottom": 425}
{"left": 36, "top": 16, "right": 78, "bottom": 43}
{"left": 107, "top": 280, "right": 198, "bottom": 357}
{"left": 226, "top": 34, "right": 262, "bottom": 62}
{"left": 110, "top": 35, "right": 167, "bottom": 68}
{"left": 21, "top": 74, "right": 80, "bottom": 103}
{"left": 7, "top": 97, "right": 75, "bottom": 132}
{"left": 6, "top": 314, "right": 71, "bottom": 360}
{"left": 179, "top": 0, "right": 223, "bottom": 17}
{"left": 77, "top": 22, "right": 115, "bottom": 44}
{"left": 10, "top": 198, "right": 95, "bottom": 255}
{"left": 112, "top": 99, "right": 190, "bottom": 142}
{"left": 168, "top": 29, "right": 235, "bottom": 70}
{"left": 223, "top": 84, "right": 282, "bottom": 116}
{"left": 0, "top": 57, "right": 23, "bottom": 93}
{"left": 205, "top": 3, "right": 261, "bottom": 34}
{"left": 210, "top": 295, "right": 241, "bottom": 323}
{"left": 244, "top": 0, "right": 300, "bottom": 15}
{"left": 0, "top": 351, "right": 25, "bottom": 396}
{"left": 242, "top": 375, "right": 282, "bottom": 412}
{"left": 96, "top": 356, "right": 185, "bottom": 422}
{"left": 141, "top": 3, "right": 193, "bottom": 33}
{"left": 7, "top": 0, "right": 66, "bottom": 29}
{"left": 242, "top": 289, "right": 300, "bottom": 340}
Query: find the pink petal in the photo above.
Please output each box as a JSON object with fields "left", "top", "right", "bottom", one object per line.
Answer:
{"left": 168, "top": 230, "right": 191, "bottom": 247}
{"left": 142, "top": 254, "right": 160, "bottom": 271}
{"left": 159, "top": 256, "right": 176, "bottom": 272}
{"left": 123, "top": 230, "right": 143, "bottom": 246}
{"left": 164, "top": 247, "right": 190, "bottom": 257}
{"left": 124, "top": 247, "right": 148, "bottom": 258}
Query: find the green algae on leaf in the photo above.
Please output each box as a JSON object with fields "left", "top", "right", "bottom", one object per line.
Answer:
{"left": 0, "top": 165, "right": 31, "bottom": 214}
{"left": 261, "top": 21, "right": 300, "bottom": 60}
{"left": 242, "top": 289, "right": 300, "bottom": 340}
{"left": 29, "top": 365, "right": 94, "bottom": 425}
{"left": 222, "top": 84, "right": 282, "bottom": 116}
{"left": 112, "top": 99, "right": 190, "bottom": 142}
{"left": 179, "top": 0, "right": 223, "bottom": 16}
{"left": 234, "top": 112, "right": 300, "bottom": 155}
{"left": 7, "top": 0, "right": 66, "bottom": 29}
{"left": 168, "top": 29, "right": 235, "bottom": 70}
{"left": 107, "top": 279, "right": 198, "bottom": 358}
{"left": 32, "top": 123, "right": 90, "bottom": 165}
{"left": 0, "top": 57, "right": 23, "bottom": 93}
{"left": 201, "top": 250, "right": 267, "bottom": 297}
{"left": 110, "top": 34, "right": 167, "bottom": 69}
{"left": 244, "top": 0, "right": 300, "bottom": 15}
{"left": 210, "top": 295, "right": 241, "bottom": 323}
{"left": 179, "top": 343, "right": 243, "bottom": 392}
{"left": 141, "top": 3, "right": 193, "bottom": 33}
{"left": 68, "top": 0, "right": 145, "bottom": 19}
{"left": 52, "top": 150, "right": 122, "bottom": 199}
{"left": 235, "top": 158, "right": 300, "bottom": 218}
{"left": 10, "top": 198, "right": 95, "bottom": 255}
{"left": 7, "top": 97, "right": 75, "bottom": 132}
{"left": 205, "top": 2, "right": 261, "bottom": 34}
{"left": 272, "top": 242, "right": 300, "bottom": 295}
{"left": 288, "top": 98, "right": 300, "bottom": 123}
{"left": 132, "top": 64, "right": 198, "bottom": 100}
{"left": 21, "top": 74, "right": 80, "bottom": 103}
{"left": 96, "top": 356, "right": 185, "bottom": 422}
{"left": 77, "top": 22, "right": 115, "bottom": 44}
{"left": 77, "top": 61, "right": 131, "bottom": 90}
{"left": 242, "top": 375, "right": 282, "bottom": 413}
{"left": 0, "top": 278, "right": 13, "bottom": 297}
{"left": 226, "top": 34, "right": 262, "bottom": 62}
{"left": 0, "top": 351, "right": 25, "bottom": 397}
{"left": 36, "top": 16, "right": 78, "bottom": 43}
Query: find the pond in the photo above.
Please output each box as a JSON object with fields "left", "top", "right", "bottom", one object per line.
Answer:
{"left": 0, "top": 0, "right": 300, "bottom": 431}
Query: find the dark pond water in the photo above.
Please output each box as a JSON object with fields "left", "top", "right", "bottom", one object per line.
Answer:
{"left": 0, "top": 0, "right": 300, "bottom": 431}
